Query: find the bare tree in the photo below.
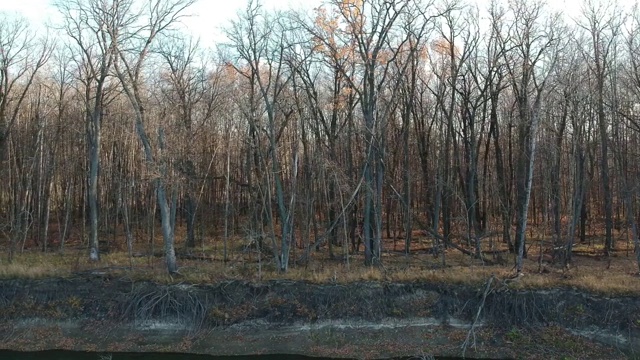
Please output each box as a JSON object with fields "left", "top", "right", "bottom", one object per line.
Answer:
{"left": 496, "top": 0, "right": 561, "bottom": 273}
{"left": 55, "top": 0, "right": 122, "bottom": 261}
{"left": 619, "top": 5, "right": 640, "bottom": 271}
{"left": 225, "top": 1, "right": 299, "bottom": 271}
{"left": 157, "top": 34, "right": 216, "bottom": 249}
{"left": 485, "top": 1, "right": 513, "bottom": 252}
{"left": 288, "top": 9, "right": 356, "bottom": 259}
{"left": 0, "top": 15, "right": 51, "bottom": 162}
{"left": 577, "top": 0, "right": 623, "bottom": 256}
{"left": 111, "top": 0, "right": 196, "bottom": 274}
{"left": 0, "top": 14, "right": 52, "bottom": 261}
{"left": 394, "top": 6, "right": 434, "bottom": 254}
{"left": 307, "top": 0, "right": 442, "bottom": 265}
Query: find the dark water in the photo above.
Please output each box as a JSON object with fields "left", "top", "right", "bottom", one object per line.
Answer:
{"left": 0, "top": 351, "right": 459, "bottom": 360}
{"left": 0, "top": 352, "right": 344, "bottom": 360}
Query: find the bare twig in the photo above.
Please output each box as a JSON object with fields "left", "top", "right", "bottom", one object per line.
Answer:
{"left": 462, "top": 274, "right": 495, "bottom": 357}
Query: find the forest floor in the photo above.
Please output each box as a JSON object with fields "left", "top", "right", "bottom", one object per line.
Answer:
{"left": 1, "top": 222, "right": 639, "bottom": 296}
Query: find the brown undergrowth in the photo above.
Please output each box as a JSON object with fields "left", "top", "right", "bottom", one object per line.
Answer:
{"left": 0, "top": 224, "right": 638, "bottom": 296}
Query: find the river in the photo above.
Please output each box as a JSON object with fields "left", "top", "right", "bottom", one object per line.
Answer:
{"left": 0, "top": 352, "right": 359, "bottom": 360}
{"left": 0, "top": 351, "right": 455, "bottom": 360}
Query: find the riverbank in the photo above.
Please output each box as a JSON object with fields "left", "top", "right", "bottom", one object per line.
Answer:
{"left": 0, "top": 275, "right": 637, "bottom": 359}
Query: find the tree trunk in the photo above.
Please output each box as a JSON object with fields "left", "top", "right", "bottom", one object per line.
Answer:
{"left": 156, "top": 180, "right": 178, "bottom": 274}
{"left": 184, "top": 192, "right": 196, "bottom": 248}
{"left": 566, "top": 148, "right": 586, "bottom": 265}
{"left": 515, "top": 121, "right": 536, "bottom": 273}
{"left": 88, "top": 111, "right": 101, "bottom": 261}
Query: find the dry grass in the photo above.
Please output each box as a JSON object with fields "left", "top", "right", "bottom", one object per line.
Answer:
{"left": 0, "top": 260, "right": 66, "bottom": 279}
{"left": 0, "top": 226, "right": 638, "bottom": 296}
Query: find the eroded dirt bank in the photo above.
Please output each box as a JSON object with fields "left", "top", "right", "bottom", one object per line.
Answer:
{"left": 0, "top": 276, "right": 637, "bottom": 359}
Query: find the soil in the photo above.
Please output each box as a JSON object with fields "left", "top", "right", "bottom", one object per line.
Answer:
{"left": 0, "top": 275, "right": 638, "bottom": 359}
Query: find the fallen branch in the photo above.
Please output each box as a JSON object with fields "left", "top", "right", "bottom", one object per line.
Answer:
{"left": 423, "top": 227, "right": 497, "bottom": 265}
{"left": 461, "top": 274, "right": 495, "bottom": 357}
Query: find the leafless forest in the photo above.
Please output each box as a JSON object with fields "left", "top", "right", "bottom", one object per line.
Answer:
{"left": 1, "top": 0, "right": 639, "bottom": 279}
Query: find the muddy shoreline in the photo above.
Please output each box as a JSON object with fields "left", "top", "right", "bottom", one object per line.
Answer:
{"left": 0, "top": 276, "right": 637, "bottom": 359}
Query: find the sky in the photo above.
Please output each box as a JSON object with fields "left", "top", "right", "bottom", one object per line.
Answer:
{"left": 0, "top": 0, "right": 318, "bottom": 48}
{"left": 0, "top": 0, "right": 630, "bottom": 48}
